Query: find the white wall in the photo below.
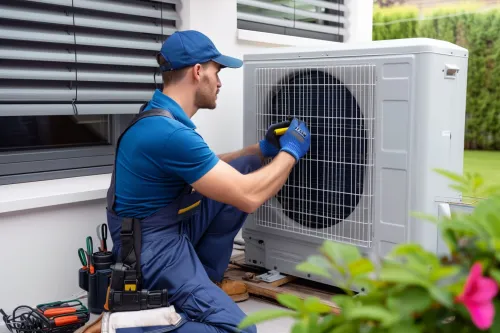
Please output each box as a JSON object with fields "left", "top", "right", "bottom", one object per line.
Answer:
{"left": 0, "top": 0, "right": 373, "bottom": 318}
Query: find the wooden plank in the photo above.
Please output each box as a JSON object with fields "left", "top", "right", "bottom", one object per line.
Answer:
{"left": 225, "top": 256, "right": 341, "bottom": 314}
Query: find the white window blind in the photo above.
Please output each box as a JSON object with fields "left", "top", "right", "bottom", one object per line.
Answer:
{"left": 237, "top": 0, "right": 346, "bottom": 42}
{"left": 0, "top": 0, "right": 179, "bottom": 116}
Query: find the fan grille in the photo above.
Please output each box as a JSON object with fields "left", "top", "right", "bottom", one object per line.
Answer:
{"left": 254, "top": 65, "right": 376, "bottom": 247}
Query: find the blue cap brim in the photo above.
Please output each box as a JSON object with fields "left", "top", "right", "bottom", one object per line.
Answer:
{"left": 212, "top": 54, "right": 243, "bottom": 68}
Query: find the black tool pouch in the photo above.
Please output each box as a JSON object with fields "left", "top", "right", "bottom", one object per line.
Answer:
{"left": 106, "top": 217, "right": 169, "bottom": 312}
{"left": 78, "top": 251, "right": 113, "bottom": 314}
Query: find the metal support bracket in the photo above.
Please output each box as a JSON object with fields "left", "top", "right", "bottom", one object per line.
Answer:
{"left": 256, "top": 270, "right": 286, "bottom": 283}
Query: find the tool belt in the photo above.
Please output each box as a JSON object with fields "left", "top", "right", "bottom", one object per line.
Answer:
{"left": 106, "top": 217, "right": 169, "bottom": 312}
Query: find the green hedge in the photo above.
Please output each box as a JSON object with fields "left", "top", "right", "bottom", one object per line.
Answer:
{"left": 373, "top": 5, "right": 500, "bottom": 150}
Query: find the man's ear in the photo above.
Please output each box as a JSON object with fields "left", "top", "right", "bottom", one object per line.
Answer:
{"left": 191, "top": 64, "right": 202, "bottom": 82}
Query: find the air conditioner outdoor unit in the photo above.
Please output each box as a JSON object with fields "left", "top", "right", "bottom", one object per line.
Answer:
{"left": 241, "top": 38, "right": 469, "bottom": 290}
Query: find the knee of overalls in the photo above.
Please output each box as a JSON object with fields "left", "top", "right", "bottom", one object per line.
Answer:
{"left": 176, "top": 279, "right": 257, "bottom": 333}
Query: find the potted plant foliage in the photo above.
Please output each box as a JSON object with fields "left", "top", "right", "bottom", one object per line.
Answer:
{"left": 238, "top": 170, "right": 500, "bottom": 332}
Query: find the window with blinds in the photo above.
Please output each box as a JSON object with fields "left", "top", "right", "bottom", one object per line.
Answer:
{"left": 0, "top": 0, "right": 178, "bottom": 185}
{"left": 237, "top": 0, "right": 346, "bottom": 42}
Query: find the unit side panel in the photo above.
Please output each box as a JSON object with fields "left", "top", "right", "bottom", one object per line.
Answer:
{"left": 410, "top": 53, "right": 469, "bottom": 253}
{"left": 373, "top": 55, "right": 415, "bottom": 257}
{"left": 243, "top": 63, "right": 259, "bottom": 149}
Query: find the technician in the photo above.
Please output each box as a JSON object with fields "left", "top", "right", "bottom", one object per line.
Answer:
{"left": 105, "top": 30, "right": 311, "bottom": 333}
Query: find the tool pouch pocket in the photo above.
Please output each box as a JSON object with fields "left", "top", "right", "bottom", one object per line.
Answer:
{"left": 79, "top": 268, "right": 89, "bottom": 292}
{"left": 80, "top": 251, "right": 113, "bottom": 314}
{"left": 88, "top": 268, "right": 112, "bottom": 314}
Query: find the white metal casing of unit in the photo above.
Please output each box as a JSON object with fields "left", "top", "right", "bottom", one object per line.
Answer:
{"left": 241, "top": 38, "right": 469, "bottom": 288}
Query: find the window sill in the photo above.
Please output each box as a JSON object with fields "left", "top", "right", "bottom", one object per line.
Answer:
{"left": 237, "top": 29, "right": 340, "bottom": 47}
{"left": 0, "top": 174, "right": 111, "bottom": 214}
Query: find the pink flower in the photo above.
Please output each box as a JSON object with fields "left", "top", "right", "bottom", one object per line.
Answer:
{"left": 456, "top": 262, "right": 499, "bottom": 330}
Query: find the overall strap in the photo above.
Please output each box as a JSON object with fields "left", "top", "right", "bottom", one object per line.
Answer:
{"left": 106, "top": 103, "right": 176, "bottom": 290}
{"left": 106, "top": 104, "right": 175, "bottom": 215}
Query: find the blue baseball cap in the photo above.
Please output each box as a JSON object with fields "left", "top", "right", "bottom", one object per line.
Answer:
{"left": 159, "top": 30, "right": 243, "bottom": 71}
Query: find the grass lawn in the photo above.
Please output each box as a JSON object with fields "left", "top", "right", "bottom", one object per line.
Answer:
{"left": 463, "top": 150, "right": 500, "bottom": 187}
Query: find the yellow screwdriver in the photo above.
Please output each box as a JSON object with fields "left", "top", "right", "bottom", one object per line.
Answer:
{"left": 265, "top": 117, "right": 293, "bottom": 149}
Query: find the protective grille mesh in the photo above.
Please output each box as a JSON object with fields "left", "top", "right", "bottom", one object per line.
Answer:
{"left": 254, "top": 65, "right": 376, "bottom": 247}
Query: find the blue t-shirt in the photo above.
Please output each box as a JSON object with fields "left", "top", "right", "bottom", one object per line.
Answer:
{"left": 113, "top": 89, "right": 219, "bottom": 218}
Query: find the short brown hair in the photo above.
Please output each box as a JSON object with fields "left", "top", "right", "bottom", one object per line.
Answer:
{"left": 157, "top": 54, "right": 190, "bottom": 86}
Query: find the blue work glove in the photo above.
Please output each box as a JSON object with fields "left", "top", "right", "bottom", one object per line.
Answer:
{"left": 259, "top": 119, "right": 293, "bottom": 158}
{"left": 279, "top": 118, "right": 311, "bottom": 162}
{"left": 259, "top": 138, "right": 279, "bottom": 158}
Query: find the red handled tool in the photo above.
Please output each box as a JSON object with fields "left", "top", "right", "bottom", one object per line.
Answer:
{"left": 51, "top": 313, "right": 88, "bottom": 327}
{"left": 0, "top": 299, "right": 91, "bottom": 333}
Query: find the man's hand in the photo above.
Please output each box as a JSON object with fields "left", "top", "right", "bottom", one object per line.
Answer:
{"left": 279, "top": 118, "right": 311, "bottom": 162}
{"left": 259, "top": 119, "right": 293, "bottom": 158}
{"left": 191, "top": 119, "right": 311, "bottom": 213}
{"left": 259, "top": 139, "right": 279, "bottom": 158}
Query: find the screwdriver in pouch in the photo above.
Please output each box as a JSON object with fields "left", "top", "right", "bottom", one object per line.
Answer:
{"left": 78, "top": 248, "right": 87, "bottom": 271}
{"left": 86, "top": 236, "right": 95, "bottom": 274}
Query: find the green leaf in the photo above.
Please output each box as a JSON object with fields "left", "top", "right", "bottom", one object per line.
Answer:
{"left": 291, "top": 320, "right": 308, "bottom": 333}
{"left": 276, "top": 293, "right": 304, "bottom": 311}
{"left": 470, "top": 195, "right": 500, "bottom": 238}
{"left": 388, "top": 321, "right": 423, "bottom": 333}
{"left": 439, "top": 217, "right": 487, "bottom": 238}
{"left": 489, "top": 300, "right": 500, "bottom": 332}
{"left": 317, "top": 314, "right": 345, "bottom": 332}
{"left": 429, "top": 265, "right": 461, "bottom": 282}
{"left": 434, "top": 168, "right": 468, "bottom": 185}
{"left": 441, "top": 228, "right": 459, "bottom": 252}
{"left": 296, "top": 255, "right": 332, "bottom": 279}
{"left": 490, "top": 268, "right": 500, "bottom": 284}
{"left": 237, "top": 309, "right": 296, "bottom": 329}
{"left": 427, "top": 285, "right": 454, "bottom": 307}
{"left": 305, "top": 313, "right": 320, "bottom": 333}
{"left": 450, "top": 184, "right": 472, "bottom": 195}
{"left": 491, "top": 238, "right": 500, "bottom": 251}
{"left": 303, "top": 297, "right": 332, "bottom": 314}
{"left": 331, "top": 295, "right": 356, "bottom": 311}
{"left": 388, "top": 252, "right": 435, "bottom": 278}
{"left": 387, "top": 287, "right": 433, "bottom": 316}
{"left": 390, "top": 244, "right": 441, "bottom": 267}
{"left": 389, "top": 322, "right": 423, "bottom": 333}
{"left": 330, "top": 322, "right": 356, "bottom": 333}
{"left": 379, "top": 266, "right": 454, "bottom": 307}
{"left": 345, "top": 305, "right": 399, "bottom": 327}
{"left": 348, "top": 258, "right": 375, "bottom": 277}
{"left": 378, "top": 266, "right": 428, "bottom": 286}
{"left": 321, "top": 241, "right": 361, "bottom": 265}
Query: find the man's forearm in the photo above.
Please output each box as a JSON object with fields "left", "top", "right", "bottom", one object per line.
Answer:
{"left": 241, "top": 152, "right": 295, "bottom": 210}
{"left": 217, "top": 143, "right": 262, "bottom": 163}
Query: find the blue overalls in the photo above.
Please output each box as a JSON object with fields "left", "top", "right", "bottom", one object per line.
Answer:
{"left": 106, "top": 108, "right": 260, "bottom": 333}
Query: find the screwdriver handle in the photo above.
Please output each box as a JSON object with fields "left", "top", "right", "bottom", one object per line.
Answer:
{"left": 274, "top": 127, "right": 288, "bottom": 136}
{"left": 53, "top": 315, "right": 79, "bottom": 326}
{"left": 44, "top": 307, "right": 77, "bottom": 317}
